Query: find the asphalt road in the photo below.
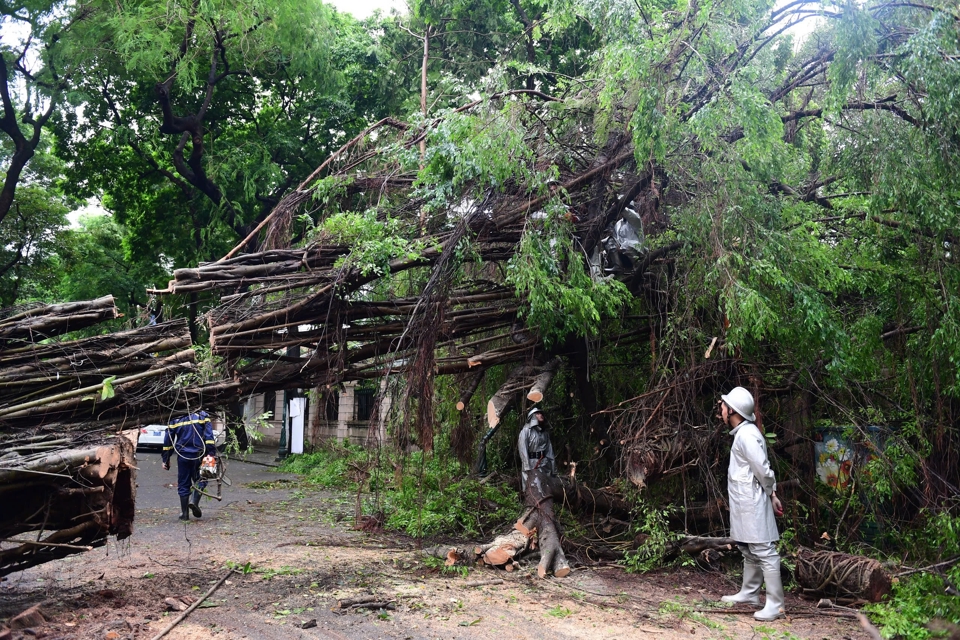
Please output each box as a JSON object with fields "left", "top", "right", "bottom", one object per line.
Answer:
{"left": 134, "top": 448, "right": 292, "bottom": 513}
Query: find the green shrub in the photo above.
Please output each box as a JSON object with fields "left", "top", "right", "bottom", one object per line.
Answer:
{"left": 280, "top": 440, "right": 517, "bottom": 538}
{"left": 380, "top": 449, "right": 516, "bottom": 537}
{"left": 865, "top": 511, "right": 960, "bottom": 638}
{"left": 622, "top": 498, "right": 681, "bottom": 572}
{"left": 865, "top": 569, "right": 960, "bottom": 639}
{"left": 279, "top": 442, "right": 365, "bottom": 488}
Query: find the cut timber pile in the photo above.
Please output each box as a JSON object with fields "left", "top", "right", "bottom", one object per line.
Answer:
{"left": 0, "top": 297, "right": 197, "bottom": 575}
{"left": 0, "top": 431, "right": 137, "bottom": 576}
{"left": 795, "top": 546, "right": 892, "bottom": 602}
{"left": 0, "top": 316, "right": 195, "bottom": 430}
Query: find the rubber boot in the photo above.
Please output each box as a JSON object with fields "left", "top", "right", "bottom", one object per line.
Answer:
{"left": 178, "top": 495, "right": 190, "bottom": 521}
{"left": 754, "top": 569, "right": 786, "bottom": 621}
{"left": 720, "top": 563, "right": 762, "bottom": 607}
{"left": 189, "top": 490, "right": 202, "bottom": 518}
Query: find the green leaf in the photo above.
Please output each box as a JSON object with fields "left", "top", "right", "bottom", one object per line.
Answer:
{"left": 100, "top": 376, "right": 117, "bottom": 401}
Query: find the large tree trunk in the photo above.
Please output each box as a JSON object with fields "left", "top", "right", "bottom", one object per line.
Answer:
{"left": 0, "top": 296, "right": 118, "bottom": 344}
{"left": 522, "top": 470, "right": 571, "bottom": 578}
{"left": 476, "top": 364, "right": 535, "bottom": 473}
{"left": 782, "top": 386, "right": 817, "bottom": 545}
{"left": 795, "top": 546, "right": 892, "bottom": 602}
{"left": 0, "top": 430, "right": 138, "bottom": 577}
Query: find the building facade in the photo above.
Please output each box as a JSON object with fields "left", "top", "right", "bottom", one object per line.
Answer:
{"left": 242, "top": 380, "right": 390, "bottom": 449}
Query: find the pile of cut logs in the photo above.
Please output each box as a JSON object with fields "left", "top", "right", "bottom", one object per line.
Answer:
{"left": 0, "top": 297, "right": 195, "bottom": 576}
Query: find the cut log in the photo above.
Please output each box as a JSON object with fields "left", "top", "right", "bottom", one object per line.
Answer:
{"left": 660, "top": 536, "right": 738, "bottom": 567}
{"left": 471, "top": 467, "right": 629, "bottom": 576}
{"left": 420, "top": 545, "right": 473, "bottom": 567}
{"left": 456, "top": 370, "right": 485, "bottom": 411}
{"left": 486, "top": 364, "right": 535, "bottom": 429}
{"left": 795, "top": 546, "right": 892, "bottom": 602}
{"left": 527, "top": 357, "right": 561, "bottom": 403}
{"left": 0, "top": 430, "right": 138, "bottom": 577}
{"left": 9, "top": 604, "right": 46, "bottom": 630}
{"left": 164, "top": 598, "right": 189, "bottom": 612}
{"left": 672, "top": 536, "right": 737, "bottom": 555}
{"left": 475, "top": 522, "right": 534, "bottom": 567}
{"left": 0, "top": 296, "right": 118, "bottom": 344}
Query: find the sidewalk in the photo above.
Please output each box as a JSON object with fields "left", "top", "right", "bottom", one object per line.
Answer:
{"left": 228, "top": 447, "right": 283, "bottom": 468}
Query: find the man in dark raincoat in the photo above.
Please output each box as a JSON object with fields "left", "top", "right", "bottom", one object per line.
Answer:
{"left": 162, "top": 411, "right": 216, "bottom": 521}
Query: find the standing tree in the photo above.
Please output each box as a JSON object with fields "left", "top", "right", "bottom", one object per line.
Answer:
{"left": 56, "top": 1, "right": 407, "bottom": 264}
{"left": 0, "top": 0, "right": 79, "bottom": 227}
{"left": 0, "top": 141, "right": 73, "bottom": 305}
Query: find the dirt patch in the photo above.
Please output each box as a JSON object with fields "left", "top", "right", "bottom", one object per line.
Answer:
{"left": 1, "top": 476, "right": 871, "bottom": 640}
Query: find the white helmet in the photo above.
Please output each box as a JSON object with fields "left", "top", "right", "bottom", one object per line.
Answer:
{"left": 721, "top": 387, "right": 756, "bottom": 422}
{"left": 527, "top": 406, "right": 542, "bottom": 420}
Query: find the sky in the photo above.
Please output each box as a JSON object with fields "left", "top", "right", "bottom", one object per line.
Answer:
{"left": 328, "top": 0, "right": 407, "bottom": 19}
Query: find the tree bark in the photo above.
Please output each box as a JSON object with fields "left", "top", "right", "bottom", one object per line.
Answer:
{"left": 523, "top": 470, "right": 571, "bottom": 577}
{"left": 795, "top": 546, "right": 892, "bottom": 602}
{"left": 0, "top": 53, "right": 58, "bottom": 228}
{"left": 0, "top": 431, "right": 138, "bottom": 577}
{"left": 486, "top": 364, "right": 536, "bottom": 429}
{"left": 527, "top": 357, "right": 562, "bottom": 403}
{"left": 0, "top": 296, "right": 118, "bottom": 343}
{"left": 456, "top": 370, "right": 486, "bottom": 411}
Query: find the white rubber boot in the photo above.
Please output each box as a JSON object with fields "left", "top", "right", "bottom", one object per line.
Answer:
{"left": 754, "top": 569, "right": 786, "bottom": 621}
{"left": 720, "top": 563, "right": 762, "bottom": 606}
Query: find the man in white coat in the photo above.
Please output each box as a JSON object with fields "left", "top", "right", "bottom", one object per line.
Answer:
{"left": 717, "top": 386, "right": 786, "bottom": 621}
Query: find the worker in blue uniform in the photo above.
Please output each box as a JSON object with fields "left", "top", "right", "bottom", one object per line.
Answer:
{"left": 161, "top": 411, "right": 216, "bottom": 521}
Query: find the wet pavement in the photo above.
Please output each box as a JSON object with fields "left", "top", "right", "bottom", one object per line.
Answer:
{"left": 134, "top": 448, "right": 287, "bottom": 512}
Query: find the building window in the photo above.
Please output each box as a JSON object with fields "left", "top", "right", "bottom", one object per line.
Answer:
{"left": 355, "top": 387, "right": 376, "bottom": 422}
{"left": 324, "top": 391, "right": 339, "bottom": 421}
{"left": 263, "top": 391, "right": 276, "bottom": 419}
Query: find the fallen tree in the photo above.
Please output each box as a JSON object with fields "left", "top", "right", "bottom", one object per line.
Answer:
{"left": 0, "top": 301, "right": 198, "bottom": 575}
{"left": 0, "top": 296, "right": 119, "bottom": 346}
{"left": 0, "top": 430, "right": 138, "bottom": 577}
{"left": 0, "top": 317, "right": 196, "bottom": 432}
{"left": 795, "top": 546, "right": 893, "bottom": 603}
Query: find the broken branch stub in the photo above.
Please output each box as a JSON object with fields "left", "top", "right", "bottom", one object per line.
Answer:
{"left": 527, "top": 357, "right": 562, "bottom": 403}
{"left": 486, "top": 364, "right": 535, "bottom": 429}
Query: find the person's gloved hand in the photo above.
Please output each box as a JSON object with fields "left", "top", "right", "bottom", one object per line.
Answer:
{"left": 771, "top": 493, "right": 784, "bottom": 517}
{"left": 162, "top": 461, "right": 170, "bottom": 471}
